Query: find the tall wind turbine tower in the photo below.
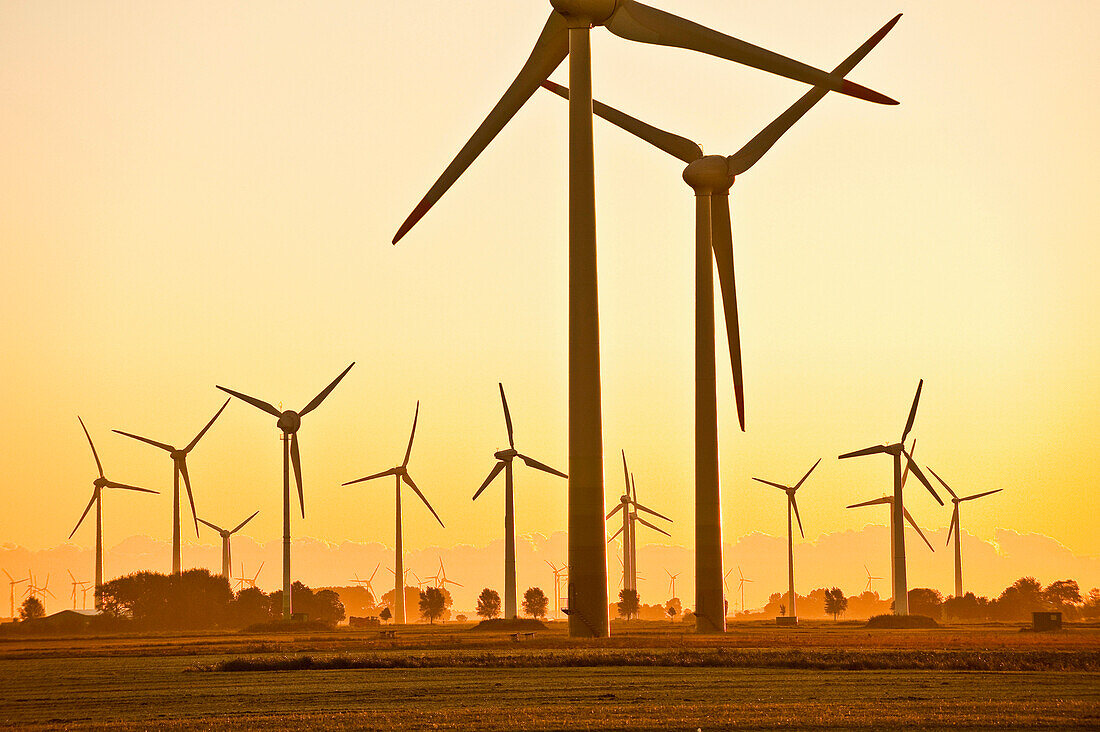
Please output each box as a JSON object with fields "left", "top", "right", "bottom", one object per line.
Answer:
{"left": 541, "top": 16, "right": 900, "bottom": 633}
{"left": 607, "top": 452, "right": 671, "bottom": 594}
{"left": 736, "top": 567, "right": 753, "bottom": 614}
{"left": 218, "top": 363, "right": 354, "bottom": 619}
{"left": 394, "top": 1, "right": 897, "bottom": 638}
{"left": 113, "top": 399, "right": 229, "bottom": 575}
{"left": 4, "top": 571, "right": 29, "bottom": 619}
{"left": 752, "top": 459, "right": 820, "bottom": 622}
{"left": 197, "top": 511, "right": 260, "bottom": 580}
{"left": 473, "top": 384, "right": 567, "bottom": 619}
{"left": 343, "top": 402, "right": 445, "bottom": 625}
{"left": 928, "top": 467, "right": 1002, "bottom": 597}
{"left": 839, "top": 381, "right": 943, "bottom": 614}
{"left": 69, "top": 418, "right": 158, "bottom": 609}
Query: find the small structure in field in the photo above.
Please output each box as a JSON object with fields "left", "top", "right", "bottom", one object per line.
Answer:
{"left": 1032, "top": 612, "right": 1062, "bottom": 632}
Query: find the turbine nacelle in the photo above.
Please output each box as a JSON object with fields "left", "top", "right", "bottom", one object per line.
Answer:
{"left": 682, "top": 155, "right": 734, "bottom": 194}
{"left": 278, "top": 411, "right": 301, "bottom": 434}
{"left": 393, "top": 465, "right": 408, "bottom": 477}
{"left": 549, "top": 0, "right": 618, "bottom": 25}
{"left": 494, "top": 448, "right": 518, "bottom": 461}
{"left": 92, "top": 478, "right": 109, "bottom": 489}
{"left": 170, "top": 449, "right": 187, "bottom": 461}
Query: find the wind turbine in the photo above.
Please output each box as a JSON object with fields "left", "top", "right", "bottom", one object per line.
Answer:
{"left": 234, "top": 561, "right": 264, "bottom": 592}
{"left": 4, "top": 571, "right": 29, "bottom": 619}
{"left": 473, "top": 384, "right": 567, "bottom": 619}
{"left": 864, "top": 565, "right": 883, "bottom": 594}
{"left": 607, "top": 452, "right": 671, "bottom": 595}
{"left": 24, "top": 573, "right": 56, "bottom": 611}
{"left": 433, "top": 558, "right": 463, "bottom": 593}
{"left": 736, "top": 567, "right": 753, "bottom": 614}
{"left": 927, "top": 467, "right": 1003, "bottom": 598}
{"left": 69, "top": 418, "right": 159, "bottom": 609}
{"left": 218, "top": 362, "right": 354, "bottom": 618}
{"left": 67, "top": 571, "right": 91, "bottom": 610}
{"left": 113, "top": 399, "right": 230, "bottom": 575}
{"left": 665, "top": 569, "right": 680, "bottom": 600}
{"left": 394, "top": 2, "right": 897, "bottom": 639}
{"left": 752, "top": 459, "right": 820, "bottom": 621}
{"left": 343, "top": 402, "right": 445, "bottom": 625}
{"left": 542, "top": 15, "right": 900, "bottom": 633}
{"left": 351, "top": 563, "right": 381, "bottom": 604}
{"left": 545, "top": 560, "right": 567, "bottom": 619}
{"left": 196, "top": 511, "right": 260, "bottom": 580}
{"left": 839, "top": 381, "right": 943, "bottom": 614}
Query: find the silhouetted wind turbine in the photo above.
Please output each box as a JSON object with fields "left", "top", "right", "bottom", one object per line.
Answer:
{"left": 542, "top": 15, "right": 900, "bottom": 634}
{"left": 197, "top": 511, "right": 259, "bottom": 580}
{"left": 473, "top": 384, "right": 566, "bottom": 619}
{"left": 343, "top": 402, "right": 444, "bottom": 625}
{"left": 395, "top": 2, "right": 896, "bottom": 639}
{"left": 665, "top": 569, "right": 680, "bottom": 600}
{"left": 4, "top": 570, "right": 29, "bottom": 619}
{"left": 351, "top": 563, "right": 381, "bottom": 604}
{"left": 218, "top": 363, "right": 354, "bottom": 618}
{"left": 607, "top": 452, "right": 671, "bottom": 594}
{"left": 67, "top": 571, "right": 91, "bottom": 610}
{"left": 432, "top": 558, "right": 463, "bottom": 593}
{"left": 927, "top": 467, "right": 1003, "bottom": 598}
{"left": 69, "top": 418, "right": 159, "bottom": 609}
{"left": 864, "top": 565, "right": 882, "bottom": 594}
{"left": 753, "top": 459, "right": 820, "bottom": 621}
{"left": 24, "top": 573, "right": 55, "bottom": 611}
{"left": 736, "top": 567, "right": 753, "bottom": 614}
{"left": 839, "top": 380, "right": 943, "bottom": 615}
{"left": 113, "top": 399, "right": 230, "bottom": 576}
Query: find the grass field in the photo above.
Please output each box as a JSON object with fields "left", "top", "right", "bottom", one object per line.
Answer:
{"left": 1, "top": 620, "right": 1097, "bottom": 729}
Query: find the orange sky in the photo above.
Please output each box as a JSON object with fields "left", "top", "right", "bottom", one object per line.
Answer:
{"left": 1, "top": 1, "right": 1097, "bottom": 581}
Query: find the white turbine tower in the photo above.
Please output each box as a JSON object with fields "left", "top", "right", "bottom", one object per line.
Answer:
{"left": 197, "top": 511, "right": 260, "bottom": 580}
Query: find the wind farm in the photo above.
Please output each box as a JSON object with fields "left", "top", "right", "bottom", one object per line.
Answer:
{"left": 1, "top": 2, "right": 1097, "bottom": 730}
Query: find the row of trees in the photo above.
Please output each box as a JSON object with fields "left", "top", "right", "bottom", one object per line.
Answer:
{"left": 474, "top": 587, "right": 549, "bottom": 620}
{"left": 907, "top": 578, "right": 1098, "bottom": 622}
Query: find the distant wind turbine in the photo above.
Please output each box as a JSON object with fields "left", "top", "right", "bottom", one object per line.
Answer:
{"left": 839, "top": 381, "right": 943, "bottom": 615}
{"left": 113, "top": 399, "right": 230, "bottom": 575}
{"left": 736, "top": 567, "right": 753, "bottom": 614}
{"left": 433, "top": 559, "right": 463, "bottom": 593}
{"left": 927, "top": 467, "right": 1003, "bottom": 598}
{"left": 752, "top": 459, "right": 820, "bottom": 621}
{"left": 343, "top": 402, "right": 444, "bottom": 625}
{"left": 607, "top": 452, "right": 671, "bottom": 595}
{"left": 218, "top": 363, "right": 355, "bottom": 618}
{"left": 67, "top": 571, "right": 91, "bottom": 610}
{"left": 864, "top": 565, "right": 883, "bottom": 594}
{"left": 4, "top": 570, "right": 29, "bottom": 619}
{"left": 196, "top": 511, "right": 260, "bottom": 580}
{"left": 473, "top": 384, "right": 566, "bottom": 619}
{"left": 665, "top": 569, "right": 680, "bottom": 600}
{"left": 69, "top": 418, "right": 159, "bottom": 609}
{"left": 350, "top": 563, "right": 381, "bottom": 604}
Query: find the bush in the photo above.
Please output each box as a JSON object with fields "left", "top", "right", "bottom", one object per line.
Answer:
{"left": 866, "top": 614, "right": 939, "bottom": 629}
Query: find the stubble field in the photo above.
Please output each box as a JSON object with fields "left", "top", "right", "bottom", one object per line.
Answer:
{"left": 1, "top": 620, "right": 1097, "bottom": 730}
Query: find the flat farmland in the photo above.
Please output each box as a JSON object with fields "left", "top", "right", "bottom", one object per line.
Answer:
{"left": 1, "top": 621, "right": 1097, "bottom": 729}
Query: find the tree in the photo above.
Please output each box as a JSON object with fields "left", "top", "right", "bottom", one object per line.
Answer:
{"left": 522, "top": 587, "right": 549, "bottom": 619}
{"left": 1082, "top": 588, "right": 1100, "bottom": 621}
{"left": 379, "top": 606, "right": 392, "bottom": 623}
{"left": 823, "top": 588, "right": 848, "bottom": 621}
{"left": 942, "top": 592, "right": 990, "bottom": 622}
{"left": 230, "top": 587, "right": 272, "bottom": 627}
{"left": 476, "top": 588, "right": 501, "bottom": 619}
{"left": 419, "top": 587, "right": 446, "bottom": 624}
{"left": 617, "top": 589, "right": 640, "bottom": 620}
{"left": 1044, "top": 580, "right": 1082, "bottom": 611}
{"left": 455, "top": 614, "right": 467, "bottom": 623}
{"left": 19, "top": 596, "right": 45, "bottom": 621}
{"left": 908, "top": 588, "right": 944, "bottom": 620}
{"left": 994, "top": 577, "right": 1045, "bottom": 621}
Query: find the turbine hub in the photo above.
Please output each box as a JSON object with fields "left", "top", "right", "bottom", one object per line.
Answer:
{"left": 394, "top": 466, "right": 407, "bottom": 476}
{"left": 170, "top": 450, "right": 186, "bottom": 461}
{"left": 93, "top": 477, "right": 109, "bottom": 488}
{"left": 549, "top": 0, "right": 618, "bottom": 25}
{"left": 620, "top": 495, "right": 630, "bottom": 505}
{"left": 278, "top": 411, "right": 301, "bottom": 434}
{"left": 683, "top": 155, "right": 734, "bottom": 194}
{"left": 494, "top": 449, "right": 517, "bottom": 461}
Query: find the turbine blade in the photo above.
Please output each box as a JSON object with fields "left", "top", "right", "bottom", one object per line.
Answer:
{"left": 960, "top": 489, "right": 1003, "bottom": 502}
{"left": 112, "top": 430, "right": 174, "bottom": 453}
{"left": 343, "top": 468, "right": 398, "bottom": 486}
{"left": 606, "top": 502, "right": 625, "bottom": 520}
{"left": 472, "top": 461, "right": 506, "bottom": 501}
{"left": 216, "top": 386, "right": 282, "bottom": 418}
{"left": 838, "top": 444, "right": 889, "bottom": 459}
{"left": 926, "top": 466, "right": 958, "bottom": 500}
{"left": 793, "top": 458, "right": 822, "bottom": 491}
{"left": 69, "top": 491, "right": 98, "bottom": 539}
{"left": 752, "top": 477, "right": 789, "bottom": 491}
{"left": 106, "top": 482, "right": 159, "bottom": 494}
{"left": 621, "top": 450, "right": 631, "bottom": 494}
{"left": 727, "top": 14, "right": 901, "bottom": 174}
{"left": 403, "top": 473, "right": 445, "bottom": 528}
{"left": 230, "top": 510, "right": 260, "bottom": 535}
{"left": 540, "top": 81, "right": 702, "bottom": 164}
{"left": 899, "top": 439, "right": 917, "bottom": 488}
{"left": 499, "top": 383, "right": 514, "bottom": 449}
{"left": 901, "top": 379, "right": 923, "bottom": 443}
{"left": 392, "top": 11, "right": 569, "bottom": 243}
{"left": 403, "top": 401, "right": 419, "bottom": 467}
{"left": 290, "top": 434, "right": 304, "bottom": 518}
{"left": 635, "top": 516, "right": 672, "bottom": 538}
{"left": 633, "top": 502, "right": 672, "bottom": 523}
{"left": 299, "top": 363, "right": 355, "bottom": 418}
{"left": 78, "top": 417, "right": 104, "bottom": 478}
{"left": 790, "top": 494, "right": 805, "bottom": 539}
{"left": 196, "top": 517, "right": 224, "bottom": 533}
{"left": 178, "top": 459, "right": 200, "bottom": 536}
{"left": 518, "top": 454, "right": 568, "bottom": 479}
{"left": 185, "top": 398, "right": 231, "bottom": 452}
{"left": 945, "top": 506, "right": 958, "bottom": 546}
{"left": 604, "top": 0, "right": 898, "bottom": 105}
{"left": 903, "top": 451, "right": 943, "bottom": 506}
{"left": 710, "top": 194, "right": 745, "bottom": 431}
{"left": 845, "top": 496, "right": 892, "bottom": 509}
{"left": 903, "top": 507, "right": 935, "bottom": 552}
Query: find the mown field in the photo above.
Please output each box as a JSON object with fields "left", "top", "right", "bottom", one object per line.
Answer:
{"left": 1, "top": 620, "right": 1098, "bottom": 729}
